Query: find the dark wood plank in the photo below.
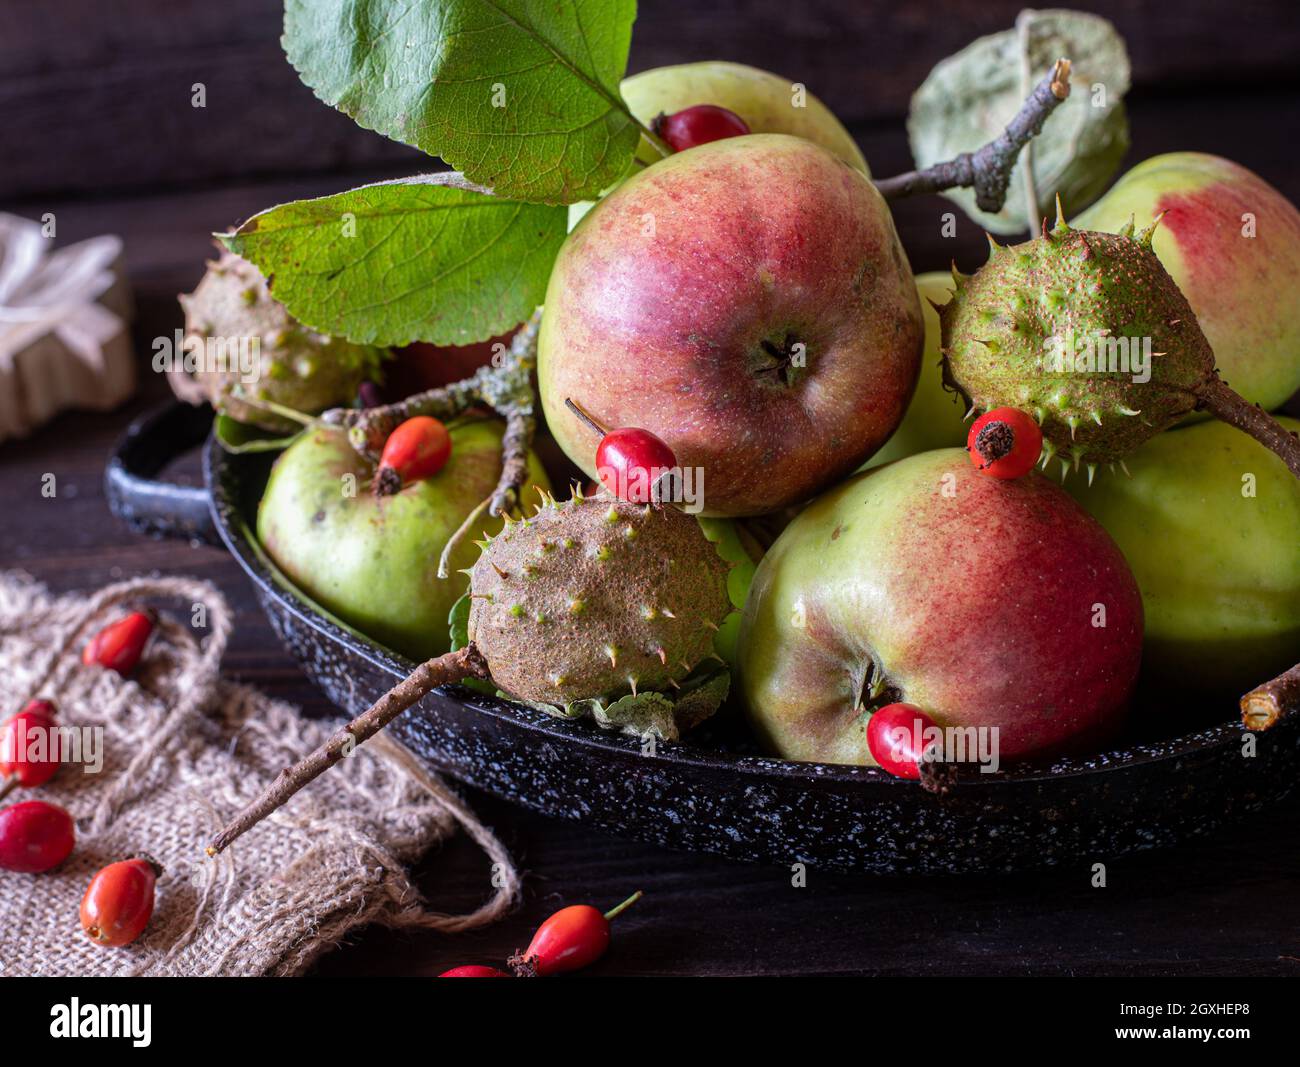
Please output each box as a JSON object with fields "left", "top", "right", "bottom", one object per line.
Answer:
{"left": 3, "top": 0, "right": 1299, "bottom": 200}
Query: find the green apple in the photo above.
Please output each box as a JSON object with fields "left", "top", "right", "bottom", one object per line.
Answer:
{"left": 1068, "top": 417, "right": 1300, "bottom": 693}
{"left": 569, "top": 60, "right": 869, "bottom": 229}
{"left": 1075, "top": 153, "right": 1300, "bottom": 414}
{"left": 738, "top": 449, "right": 1143, "bottom": 766}
{"left": 865, "top": 272, "right": 969, "bottom": 468}
{"left": 258, "top": 418, "right": 549, "bottom": 661}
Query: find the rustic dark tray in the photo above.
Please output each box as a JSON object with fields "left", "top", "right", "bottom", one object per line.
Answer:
{"left": 105, "top": 401, "right": 1300, "bottom": 874}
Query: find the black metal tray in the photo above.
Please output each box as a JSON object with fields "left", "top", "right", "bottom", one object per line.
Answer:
{"left": 105, "top": 402, "right": 1300, "bottom": 873}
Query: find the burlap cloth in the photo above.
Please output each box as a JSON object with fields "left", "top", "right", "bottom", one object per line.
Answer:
{"left": 0, "top": 571, "right": 519, "bottom": 976}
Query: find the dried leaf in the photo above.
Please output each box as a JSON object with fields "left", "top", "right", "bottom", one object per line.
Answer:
{"left": 908, "top": 9, "right": 1131, "bottom": 234}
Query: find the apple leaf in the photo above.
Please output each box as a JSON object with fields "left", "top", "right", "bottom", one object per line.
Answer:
{"left": 220, "top": 173, "right": 566, "bottom": 347}
{"left": 283, "top": 0, "right": 643, "bottom": 205}
{"left": 908, "top": 9, "right": 1131, "bottom": 235}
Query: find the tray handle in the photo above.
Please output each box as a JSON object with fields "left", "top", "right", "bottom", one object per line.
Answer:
{"left": 105, "top": 401, "right": 220, "bottom": 546}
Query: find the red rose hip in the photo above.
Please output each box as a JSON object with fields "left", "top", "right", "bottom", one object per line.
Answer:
{"left": 866, "top": 702, "right": 940, "bottom": 780}
{"left": 967, "top": 407, "right": 1043, "bottom": 479}
{"left": 439, "top": 965, "right": 511, "bottom": 978}
{"left": 375, "top": 415, "right": 452, "bottom": 495}
{"left": 0, "top": 800, "right": 76, "bottom": 873}
{"left": 509, "top": 891, "right": 642, "bottom": 976}
{"left": 80, "top": 857, "right": 162, "bottom": 947}
{"left": 0, "top": 699, "right": 60, "bottom": 793}
{"left": 565, "top": 398, "right": 679, "bottom": 505}
{"left": 83, "top": 611, "right": 154, "bottom": 676}
{"left": 654, "top": 104, "right": 750, "bottom": 151}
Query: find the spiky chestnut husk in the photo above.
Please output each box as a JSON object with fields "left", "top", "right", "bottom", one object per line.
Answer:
{"left": 176, "top": 250, "right": 384, "bottom": 432}
{"left": 467, "top": 494, "right": 731, "bottom": 706}
{"left": 939, "top": 213, "right": 1215, "bottom": 477}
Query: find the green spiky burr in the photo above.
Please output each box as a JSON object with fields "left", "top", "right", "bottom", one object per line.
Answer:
{"left": 467, "top": 493, "right": 731, "bottom": 706}
{"left": 175, "top": 250, "right": 385, "bottom": 432}
{"left": 939, "top": 202, "right": 1222, "bottom": 482}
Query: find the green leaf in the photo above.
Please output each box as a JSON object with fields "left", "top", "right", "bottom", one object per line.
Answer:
{"left": 221, "top": 173, "right": 567, "bottom": 346}
{"left": 214, "top": 414, "right": 302, "bottom": 454}
{"left": 448, "top": 592, "right": 472, "bottom": 652}
{"left": 283, "top": 0, "right": 644, "bottom": 205}
{"left": 908, "top": 9, "right": 1131, "bottom": 235}
{"left": 447, "top": 592, "right": 496, "bottom": 694}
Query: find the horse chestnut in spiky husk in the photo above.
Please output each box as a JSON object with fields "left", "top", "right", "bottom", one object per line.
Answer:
{"left": 939, "top": 211, "right": 1217, "bottom": 480}
{"left": 175, "top": 250, "right": 385, "bottom": 432}
{"left": 468, "top": 494, "right": 731, "bottom": 706}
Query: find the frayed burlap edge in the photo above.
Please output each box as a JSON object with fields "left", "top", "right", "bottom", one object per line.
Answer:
{"left": 0, "top": 571, "right": 519, "bottom": 977}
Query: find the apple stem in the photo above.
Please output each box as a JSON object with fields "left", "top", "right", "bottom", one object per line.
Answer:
{"left": 1241, "top": 664, "right": 1300, "bottom": 733}
{"left": 320, "top": 310, "right": 541, "bottom": 518}
{"left": 1195, "top": 376, "right": 1300, "bottom": 481}
{"left": 564, "top": 397, "right": 611, "bottom": 439}
{"left": 206, "top": 644, "right": 490, "bottom": 857}
{"left": 873, "top": 58, "right": 1072, "bottom": 214}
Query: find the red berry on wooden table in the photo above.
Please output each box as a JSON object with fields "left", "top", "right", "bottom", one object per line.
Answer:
{"left": 509, "top": 891, "right": 641, "bottom": 976}
{"left": 0, "top": 800, "right": 76, "bottom": 873}
{"left": 80, "top": 856, "right": 162, "bottom": 948}
{"left": 654, "top": 104, "right": 750, "bottom": 151}
{"left": 83, "top": 611, "right": 154, "bottom": 676}
{"left": 967, "top": 407, "right": 1043, "bottom": 479}
{"left": 439, "top": 965, "right": 511, "bottom": 977}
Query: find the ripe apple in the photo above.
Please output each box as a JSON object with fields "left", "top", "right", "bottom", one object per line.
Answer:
{"left": 258, "top": 418, "right": 549, "bottom": 661}
{"left": 865, "top": 272, "right": 970, "bottom": 468}
{"left": 1069, "top": 417, "right": 1300, "bottom": 694}
{"left": 570, "top": 60, "right": 869, "bottom": 229}
{"left": 737, "top": 449, "right": 1143, "bottom": 766}
{"left": 540, "top": 134, "right": 924, "bottom": 517}
{"left": 1075, "top": 153, "right": 1300, "bottom": 413}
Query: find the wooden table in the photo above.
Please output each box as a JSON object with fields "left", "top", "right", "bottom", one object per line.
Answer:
{"left": 5, "top": 0, "right": 1299, "bottom": 976}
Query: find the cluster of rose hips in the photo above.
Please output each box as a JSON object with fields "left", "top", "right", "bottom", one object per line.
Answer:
{"left": 441, "top": 891, "right": 642, "bottom": 977}
{"left": 0, "top": 611, "right": 161, "bottom": 947}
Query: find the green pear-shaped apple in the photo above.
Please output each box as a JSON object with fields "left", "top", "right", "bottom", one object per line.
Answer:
{"left": 1068, "top": 417, "right": 1300, "bottom": 693}
{"left": 1075, "top": 153, "right": 1300, "bottom": 414}
{"left": 738, "top": 449, "right": 1143, "bottom": 766}
{"left": 258, "top": 418, "right": 549, "bottom": 661}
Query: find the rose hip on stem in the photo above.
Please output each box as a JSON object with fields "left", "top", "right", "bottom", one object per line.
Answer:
{"left": 653, "top": 104, "right": 750, "bottom": 151}
{"left": 509, "top": 890, "right": 642, "bottom": 977}
{"left": 439, "top": 965, "right": 511, "bottom": 978}
{"left": 564, "top": 398, "right": 678, "bottom": 505}
{"left": 80, "top": 856, "right": 163, "bottom": 948}
{"left": 375, "top": 415, "right": 452, "bottom": 496}
{"left": 0, "top": 699, "right": 60, "bottom": 801}
{"left": 866, "top": 702, "right": 940, "bottom": 780}
{"left": 0, "top": 800, "right": 76, "bottom": 873}
{"left": 967, "top": 406, "right": 1044, "bottom": 479}
{"left": 83, "top": 610, "right": 154, "bottom": 676}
